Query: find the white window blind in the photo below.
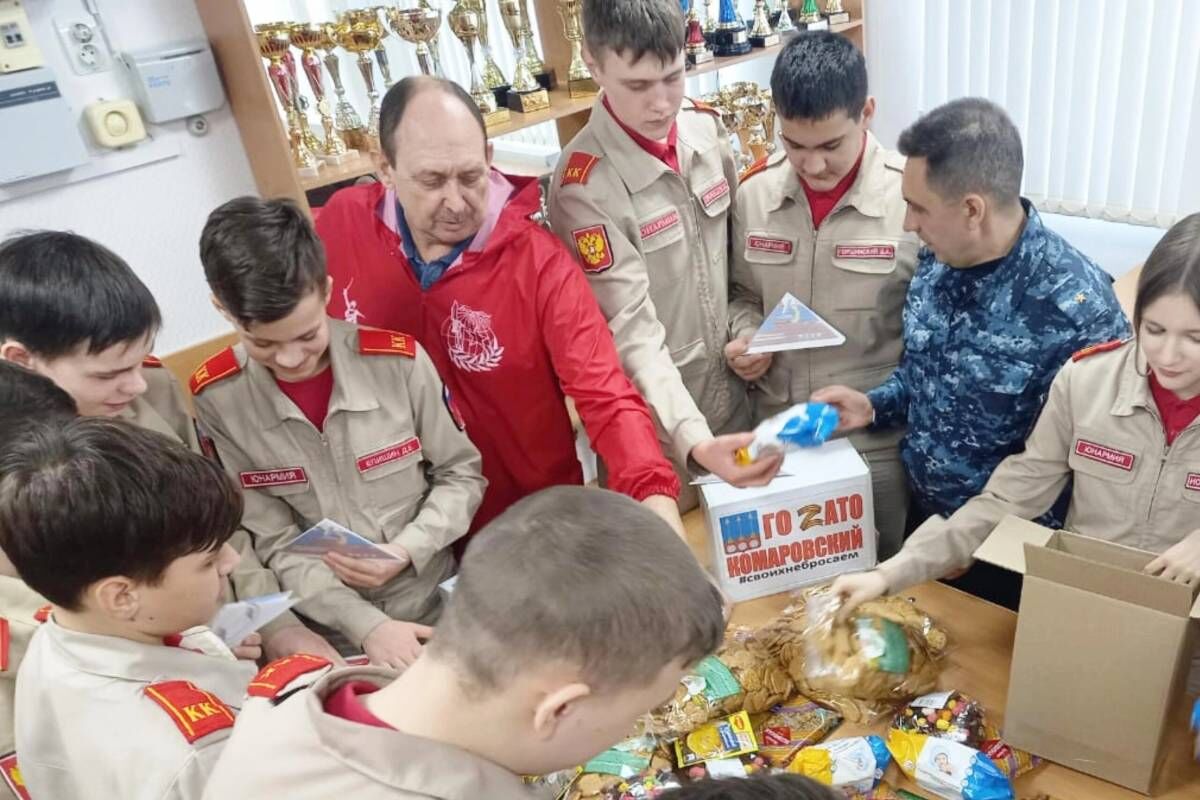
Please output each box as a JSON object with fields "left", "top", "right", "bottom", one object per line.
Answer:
{"left": 866, "top": 0, "right": 1200, "bottom": 227}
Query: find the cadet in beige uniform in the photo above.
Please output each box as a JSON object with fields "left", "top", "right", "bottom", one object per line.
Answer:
{"left": 192, "top": 319, "right": 484, "bottom": 654}
{"left": 726, "top": 34, "right": 918, "bottom": 558}
{"left": 548, "top": 1, "right": 779, "bottom": 501}
{"left": 17, "top": 618, "right": 255, "bottom": 800}
{"left": 203, "top": 666, "right": 533, "bottom": 800}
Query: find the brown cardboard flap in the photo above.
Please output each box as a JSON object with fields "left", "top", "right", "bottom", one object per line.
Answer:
{"left": 1190, "top": 593, "right": 1200, "bottom": 620}
{"left": 1024, "top": 542, "right": 1194, "bottom": 616}
{"left": 1052, "top": 530, "right": 1157, "bottom": 571}
{"left": 972, "top": 515, "right": 1055, "bottom": 574}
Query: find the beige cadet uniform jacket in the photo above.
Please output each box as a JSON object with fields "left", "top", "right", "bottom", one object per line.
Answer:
{"left": 879, "top": 340, "right": 1200, "bottom": 590}
{"left": 0, "top": 579, "right": 42, "bottom": 760}
{"left": 192, "top": 319, "right": 485, "bottom": 647}
{"left": 203, "top": 666, "right": 534, "bottom": 799}
{"left": 549, "top": 96, "right": 749, "bottom": 468}
{"left": 15, "top": 618, "right": 255, "bottom": 800}
{"left": 728, "top": 134, "right": 918, "bottom": 430}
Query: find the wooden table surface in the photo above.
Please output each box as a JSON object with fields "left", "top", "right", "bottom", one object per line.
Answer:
{"left": 681, "top": 510, "right": 1200, "bottom": 798}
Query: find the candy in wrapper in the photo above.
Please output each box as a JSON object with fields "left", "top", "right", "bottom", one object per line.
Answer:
{"left": 978, "top": 733, "right": 1041, "bottom": 781}
{"left": 788, "top": 735, "right": 891, "bottom": 796}
{"left": 755, "top": 699, "right": 842, "bottom": 766}
{"left": 894, "top": 691, "right": 987, "bottom": 748}
{"left": 735, "top": 402, "right": 839, "bottom": 465}
{"left": 674, "top": 710, "right": 759, "bottom": 768}
{"left": 886, "top": 729, "right": 1013, "bottom": 800}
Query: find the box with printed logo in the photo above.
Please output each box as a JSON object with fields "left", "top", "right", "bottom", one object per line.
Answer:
{"left": 699, "top": 440, "right": 876, "bottom": 603}
{"left": 974, "top": 516, "right": 1200, "bottom": 794}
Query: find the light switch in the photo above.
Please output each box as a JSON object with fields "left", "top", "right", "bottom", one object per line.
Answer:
{"left": 84, "top": 99, "right": 146, "bottom": 148}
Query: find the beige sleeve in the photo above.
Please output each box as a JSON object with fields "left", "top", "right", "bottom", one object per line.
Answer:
{"left": 727, "top": 184, "right": 765, "bottom": 341}
{"left": 165, "top": 739, "right": 228, "bottom": 800}
{"left": 195, "top": 397, "right": 389, "bottom": 647}
{"left": 876, "top": 362, "right": 1077, "bottom": 591}
{"left": 387, "top": 345, "right": 486, "bottom": 572}
{"left": 549, "top": 174, "right": 712, "bottom": 465}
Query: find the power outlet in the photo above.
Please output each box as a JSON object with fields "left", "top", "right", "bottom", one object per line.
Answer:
{"left": 55, "top": 17, "right": 111, "bottom": 75}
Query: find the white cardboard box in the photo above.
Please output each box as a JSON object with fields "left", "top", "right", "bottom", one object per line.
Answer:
{"left": 699, "top": 440, "right": 877, "bottom": 602}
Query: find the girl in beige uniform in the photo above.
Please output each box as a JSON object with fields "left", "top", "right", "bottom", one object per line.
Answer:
{"left": 834, "top": 213, "right": 1200, "bottom": 619}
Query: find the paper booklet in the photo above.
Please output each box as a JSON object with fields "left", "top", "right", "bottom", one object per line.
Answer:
{"left": 209, "top": 591, "right": 299, "bottom": 648}
{"left": 281, "top": 518, "right": 402, "bottom": 561}
{"left": 746, "top": 292, "right": 846, "bottom": 354}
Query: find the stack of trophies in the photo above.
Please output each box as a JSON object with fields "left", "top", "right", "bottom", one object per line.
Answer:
{"left": 699, "top": 80, "right": 777, "bottom": 172}
{"left": 254, "top": 0, "right": 600, "bottom": 177}
{"left": 683, "top": 0, "right": 847, "bottom": 65}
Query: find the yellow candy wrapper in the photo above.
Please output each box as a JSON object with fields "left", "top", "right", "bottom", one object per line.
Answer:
{"left": 674, "top": 710, "right": 758, "bottom": 768}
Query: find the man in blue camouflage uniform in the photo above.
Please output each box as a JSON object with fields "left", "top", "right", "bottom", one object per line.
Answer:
{"left": 814, "top": 98, "right": 1130, "bottom": 606}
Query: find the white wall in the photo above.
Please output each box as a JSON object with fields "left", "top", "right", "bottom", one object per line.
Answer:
{"left": 0, "top": 0, "right": 256, "bottom": 353}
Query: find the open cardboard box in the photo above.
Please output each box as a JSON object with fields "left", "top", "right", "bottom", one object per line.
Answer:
{"left": 974, "top": 516, "right": 1200, "bottom": 794}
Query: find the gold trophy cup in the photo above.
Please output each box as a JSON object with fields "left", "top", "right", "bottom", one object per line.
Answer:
{"left": 498, "top": 0, "right": 550, "bottom": 113}
{"left": 256, "top": 24, "right": 321, "bottom": 176}
{"left": 748, "top": 0, "right": 780, "bottom": 47}
{"left": 448, "top": 2, "right": 512, "bottom": 128}
{"left": 333, "top": 14, "right": 385, "bottom": 150}
{"left": 463, "top": 0, "right": 509, "bottom": 100}
{"left": 824, "top": 0, "right": 851, "bottom": 26}
{"left": 556, "top": 0, "right": 597, "bottom": 97}
{"left": 797, "top": 0, "right": 824, "bottom": 26}
{"left": 290, "top": 23, "right": 356, "bottom": 164}
{"left": 517, "top": 0, "right": 556, "bottom": 89}
{"left": 259, "top": 22, "right": 323, "bottom": 158}
{"left": 685, "top": 1, "right": 714, "bottom": 67}
{"left": 387, "top": 5, "right": 444, "bottom": 77}
{"left": 317, "top": 23, "right": 368, "bottom": 151}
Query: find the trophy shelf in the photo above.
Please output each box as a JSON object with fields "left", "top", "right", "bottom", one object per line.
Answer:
{"left": 297, "top": 86, "right": 595, "bottom": 192}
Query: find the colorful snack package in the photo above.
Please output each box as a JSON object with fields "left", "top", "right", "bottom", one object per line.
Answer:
{"left": 583, "top": 735, "right": 659, "bottom": 779}
{"left": 674, "top": 710, "right": 759, "bottom": 768}
{"left": 736, "top": 402, "right": 839, "bottom": 464}
{"left": 683, "top": 753, "right": 772, "bottom": 781}
{"left": 977, "top": 732, "right": 1041, "bottom": 781}
{"left": 645, "top": 654, "right": 744, "bottom": 740}
{"left": 755, "top": 698, "right": 842, "bottom": 766}
{"left": 716, "top": 630, "right": 794, "bottom": 715}
{"left": 894, "top": 691, "right": 987, "bottom": 748}
{"left": 568, "top": 763, "right": 681, "bottom": 800}
{"left": 886, "top": 729, "right": 1013, "bottom": 800}
{"left": 788, "top": 735, "right": 891, "bottom": 796}
{"left": 525, "top": 768, "right": 582, "bottom": 800}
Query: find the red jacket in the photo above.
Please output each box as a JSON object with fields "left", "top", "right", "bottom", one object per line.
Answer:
{"left": 316, "top": 176, "right": 680, "bottom": 533}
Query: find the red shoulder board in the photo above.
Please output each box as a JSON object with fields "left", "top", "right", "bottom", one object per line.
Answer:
{"left": 189, "top": 347, "right": 241, "bottom": 395}
{"left": 0, "top": 752, "right": 29, "bottom": 800}
{"left": 142, "top": 355, "right": 163, "bottom": 368}
{"left": 0, "top": 619, "right": 8, "bottom": 672}
{"left": 247, "top": 654, "right": 332, "bottom": 699}
{"left": 739, "top": 156, "right": 769, "bottom": 184}
{"left": 32, "top": 606, "right": 49, "bottom": 624}
{"left": 560, "top": 151, "right": 601, "bottom": 188}
{"left": 359, "top": 328, "right": 416, "bottom": 358}
{"left": 688, "top": 98, "right": 720, "bottom": 116}
{"left": 144, "top": 680, "right": 235, "bottom": 744}
{"left": 1072, "top": 339, "right": 1127, "bottom": 362}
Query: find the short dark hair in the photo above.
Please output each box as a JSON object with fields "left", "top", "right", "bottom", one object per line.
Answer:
{"left": 898, "top": 97, "right": 1024, "bottom": 206}
{"left": 1134, "top": 212, "right": 1200, "bottom": 331}
{"left": 0, "top": 418, "right": 242, "bottom": 609}
{"left": 771, "top": 31, "right": 867, "bottom": 122}
{"left": 199, "top": 196, "right": 327, "bottom": 327}
{"left": 583, "top": 0, "right": 685, "bottom": 67}
{"left": 379, "top": 76, "right": 486, "bottom": 165}
{"left": 0, "top": 231, "right": 161, "bottom": 360}
{"left": 658, "top": 774, "right": 841, "bottom": 800}
{"left": 0, "top": 361, "right": 76, "bottom": 444}
{"left": 429, "top": 487, "right": 724, "bottom": 694}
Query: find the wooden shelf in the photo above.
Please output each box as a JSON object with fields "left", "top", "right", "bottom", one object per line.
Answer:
{"left": 298, "top": 87, "right": 596, "bottom": 192}
{"left": 831, "top": 19, "right": 864, "bottom": 33}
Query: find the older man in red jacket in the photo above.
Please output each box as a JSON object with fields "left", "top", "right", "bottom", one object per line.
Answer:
{"left": 316, "top": 77, "right": 777, "bottom": 537}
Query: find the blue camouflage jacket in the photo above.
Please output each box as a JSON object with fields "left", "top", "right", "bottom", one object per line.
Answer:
{"left": 867, "top": 202, "right": 1132, "bottom": 518}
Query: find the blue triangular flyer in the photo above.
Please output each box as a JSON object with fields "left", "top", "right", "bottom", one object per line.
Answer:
{"left": 747, "top": 292, "right": 845, "bottom": 353}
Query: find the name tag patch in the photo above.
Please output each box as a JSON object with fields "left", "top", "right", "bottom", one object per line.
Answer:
{"left": 701, "top": 178, "right": 730, "bottom": 208}
{"left": 357, "top": 437, "right": 421, "bottom": 474}
{"left": 1187, "top": 473, "right": 1200, "bottom": 492}
{"left": 835, "top": 244, "right": 896, "bottom": 259}
{"left": 239, "top": 467, "right": 309, "bottom": 489}
{"left": 1074, "top": 439, "right": 1135, "bottom": 472}
{"left": 639, "top": 209, "right": 681, "bottom": 239}
{"left": 747, "top": 236, "right": 793, "bottom": 255}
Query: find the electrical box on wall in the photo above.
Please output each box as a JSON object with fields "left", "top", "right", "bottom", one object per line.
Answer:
{"left": 120, "top": 40, "right": 224, "bottom": 124}
{"left": 0, "top": 66, "right": 88, "bottom": 184}
{"left": 0, "top": 0, "right": 42, "bottom": 73}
